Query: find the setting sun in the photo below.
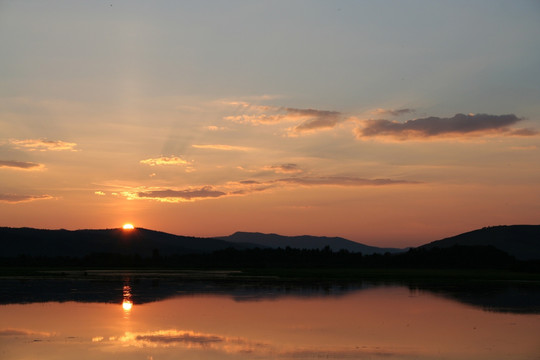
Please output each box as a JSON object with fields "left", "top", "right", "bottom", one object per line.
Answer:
{"left": 122, "top": 224, "right": 135, "bottom": 230}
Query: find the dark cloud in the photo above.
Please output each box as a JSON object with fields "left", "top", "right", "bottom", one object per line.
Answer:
{"left": 0, "top": 194, "right": 53, "bottom": 203}
{"left": 137, "top": 186, "right": 226, "bottom": 201}
{"left": 239, "top": 180, "right": 262, "bottom": 185}
{"left": 0, "top": 160, "right": 43, "bottom": 170}
{"left": 356, "top": 113, "right": 534, "bottom": 139}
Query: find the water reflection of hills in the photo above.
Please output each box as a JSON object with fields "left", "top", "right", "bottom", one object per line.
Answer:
{"left": 1, "top": 272, "right": 539, "bottom": 314}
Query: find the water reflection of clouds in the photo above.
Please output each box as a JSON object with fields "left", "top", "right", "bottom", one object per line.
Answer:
{"left": 91, "top": 329, "right": 420, "bottom": 359}
{"left": 97, "top": 329, "right": 270, "bottom": 353}
{"left": 0, "top": 328, "right": 52, "bottom": 337}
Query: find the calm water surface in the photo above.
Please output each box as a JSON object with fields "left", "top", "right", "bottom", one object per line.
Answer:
{"left": 1, "top": 274, "right": 539, "bottom": 360}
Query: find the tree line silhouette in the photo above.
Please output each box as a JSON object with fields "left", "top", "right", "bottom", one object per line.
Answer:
{"left": 1, "top": 244, "right": 539, "bottom": 272}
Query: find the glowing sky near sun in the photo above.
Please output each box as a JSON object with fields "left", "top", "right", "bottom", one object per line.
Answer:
{"left": 0, "top": 1, "right": 539, "bottom": 246}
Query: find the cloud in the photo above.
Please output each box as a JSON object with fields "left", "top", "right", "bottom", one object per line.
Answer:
{"left": 287, "top": 108, "right": 342, "bottom": 133}
{"left": 95, "top": 191, "right": 106, "bottom": 196}
{"left": 227, "top": 176, "right": 417, "bottom": 197}
{"left": 136, "top": 186, "right": 226, "bottom": 202}
{"left": 10, "top": 138, "right": 78, "bottom": 151}
{"left": 206, "top": 125, "right": 227, "bottom": 131}
{"left": 371, "top": 108, "right": 414, "bottom": 116}
{"left": 0, "top": 160, "right": 44, "bottom": 170}
{"left": 224, "top": 103, "right": 344, "bottom": 134}
{"left": 273, "top": 176, "right": 416, "bottom": 186}
{"left": 0, "top": 194, "right": 53, "bottom": 203}
{"left": 140, "top": 156, "right": 189, "bottom": 166}
{"left": 192, "top": 144, "right": 253, "bottom": 151}
{"left": 263, "top": 163, "right": 303, "bottom": 174}
{"left": 509, "top": 145, "right": 537, "bottom": 151}
{"left": 355, "top": 113, "right": 536, "bottom": 140}
{"left": 116, "top": 175, "right": 417, "bottom": 203}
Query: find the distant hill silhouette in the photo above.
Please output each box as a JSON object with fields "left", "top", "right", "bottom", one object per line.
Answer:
{"left": 0, "top": 227, "right": 253, "bottom": 258}
{"left": 419, "top": 225, "right": 540, "bottom": 260}
{"left": 218, "top": 231, "right": 404, "bottom": 255}
{"left": 1, "top": 225, "right": 539, "bottom": 263}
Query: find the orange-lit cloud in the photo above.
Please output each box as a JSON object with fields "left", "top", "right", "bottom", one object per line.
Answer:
{"left": 206, "top": 125, "right": 227, "bottom": 131}
{"left": 224, "top": 103, "right": 344, "bottom": 134}
{"left": 192, "top": 144, "right": 253, "bottom": 151}
{"left": 0, "top": 160, "right": 44, "bottom": 171}
{"left": 355, "top": 113, "right": 536, "bottom": 140}
{"left": 136, "top": 186, "right": 226, "bottom": 202}
{"left": 0, "top": 193, "right": 53, "bottom": 203}
{"left": 140, "top": 156, "right": 189, "bottom": 166}
{"left": 10, "top": 138, "right": 78, "bottom": 151}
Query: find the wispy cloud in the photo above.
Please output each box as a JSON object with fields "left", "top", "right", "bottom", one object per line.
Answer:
{"left": 192, "top": 144, "right": 253, "bottom": 151}
{"left": 0, "top": 193, "right": 53, "bottom": 203}
{"left": 10, "top": 138, "right": 78, "bottom": 151}
{"left": 113, "top": 174, "right": 417, "bottom": 203}
{"left": 287, "top": 108, "right": 343, "bottom": 134}
{"left": 0, "top": 160, "right": 44, "bottom": 171}
{"left": 140, "top": 156, "right": 189, "bottom": 166}
{"left": 370, "top": 108, "right": 414, "bottom": 116}
{"left": 227, "top": 176, "right": 417, "bottom": 197}
{"left": 263, "top": 163, "right": 303, "bottom": 174}
{"left": 509, "top": 145, "right": 538, "bottom": 151}
{"left": 355, "top": 113, "right": 536, "bottom": 140}
{"left": 273, "top": 176, "right": 417, "bottom": 186}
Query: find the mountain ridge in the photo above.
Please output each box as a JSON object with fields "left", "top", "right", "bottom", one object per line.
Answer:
{"left": 1, "top": 224, "right": 539, "bottom": 260}
{"left": 217, "top": 231, "right": 404, "bottom": 255}
{"left": 419, "top": 225, "right": 540, "bottom": 260}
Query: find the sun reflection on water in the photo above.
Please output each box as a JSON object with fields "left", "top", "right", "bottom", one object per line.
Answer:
{"left": 122, "top": 285, "right": 133, "bottom": 316}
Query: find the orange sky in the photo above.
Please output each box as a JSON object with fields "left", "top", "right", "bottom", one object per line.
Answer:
{"left": 1, "top": 2, "right": 539, "bottom": 247}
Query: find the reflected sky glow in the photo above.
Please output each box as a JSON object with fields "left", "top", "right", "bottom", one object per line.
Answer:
{"left": 1, "top": 286, "right": 539, "bottom": 360}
